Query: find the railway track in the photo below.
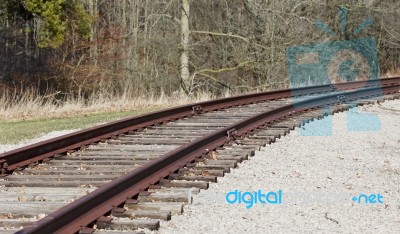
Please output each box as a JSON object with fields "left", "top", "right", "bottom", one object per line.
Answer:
{"left": 0, "top": 78, "right": 399, "bottom": 234}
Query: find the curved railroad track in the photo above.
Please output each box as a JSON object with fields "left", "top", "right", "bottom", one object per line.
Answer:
{"left": 0, "top": 78, "right": 399, "bottom": 234}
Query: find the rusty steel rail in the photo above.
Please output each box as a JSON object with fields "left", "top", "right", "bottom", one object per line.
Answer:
{"left": 1, "top": 77, "right": 399, "bottom": 175}
{"left": 17, "top": 83, "right": 400, "bottom": 234}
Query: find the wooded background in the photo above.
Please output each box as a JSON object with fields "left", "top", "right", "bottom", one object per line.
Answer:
{"left": 0, "top": 0, "right": 399, "bottom": 97}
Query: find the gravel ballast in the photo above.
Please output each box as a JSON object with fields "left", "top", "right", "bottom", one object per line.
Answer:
{"left": 157, "top": 100, "right": 400, "bottom": 234}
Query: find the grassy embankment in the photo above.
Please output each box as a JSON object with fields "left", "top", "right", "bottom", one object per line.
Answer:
{"left": 0, "top": 89, "right": 213, "bottom": 145}
{"left": 0, "top": 107, "right": 163, "bottom": 145}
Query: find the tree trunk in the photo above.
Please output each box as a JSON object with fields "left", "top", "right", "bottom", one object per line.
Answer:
{"left": 180, "top": 0, "right": 190, "bottom": 93}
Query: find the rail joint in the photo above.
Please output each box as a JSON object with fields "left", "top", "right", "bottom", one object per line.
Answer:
{"left": 227, "top": 128, "right": 238, "bottom": 140}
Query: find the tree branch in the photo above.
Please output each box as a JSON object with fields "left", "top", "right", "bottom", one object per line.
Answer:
{"left": 191, "top": 30, "right": 267, "bottom": 49}
{"left": 197, "top": 60, "right": 254, "bottom": 74}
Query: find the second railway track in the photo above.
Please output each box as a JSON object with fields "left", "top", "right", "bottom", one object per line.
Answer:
{"left": 0, "top": 78, "right": 399, "bottom": 233}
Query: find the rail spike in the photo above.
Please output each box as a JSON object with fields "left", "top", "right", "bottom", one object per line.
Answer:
{"left": 0, "top": 160, "right": 7, "bottom": 175}
{"left": 337, "top": 95, "right": 347, "bottom": 103}
{"left": 227, "top": 128, "right": 238, "bottom": 140}
{"left": 192, "top": 105, "right": 203, "bottom": 114}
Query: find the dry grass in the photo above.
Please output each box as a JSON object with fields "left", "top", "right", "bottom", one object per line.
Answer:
{"left": 1, "top": 67, "right": 398, "bottom": 144}
{"left": 0, "top": 87, "right": 221, "bottom": 144}
{"left": 2, "top": 67, "right": 399, "bottom": 121}
{"left": 382, "top": 67, "right": 400, "bottom": 78}
{"left": 0, "top": 88, "right": 216, "bottom": 121}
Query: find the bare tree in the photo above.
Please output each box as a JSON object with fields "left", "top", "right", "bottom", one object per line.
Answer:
{"left": 180, "top": 0, "right": 190, "bottom": 93}
{"left": 1, "top": 0, "right": 399, "bottom": 97}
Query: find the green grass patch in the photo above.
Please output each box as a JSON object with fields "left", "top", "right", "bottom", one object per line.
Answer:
{"left": 0, "top": 106, "right": 163, "bottom": 145}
